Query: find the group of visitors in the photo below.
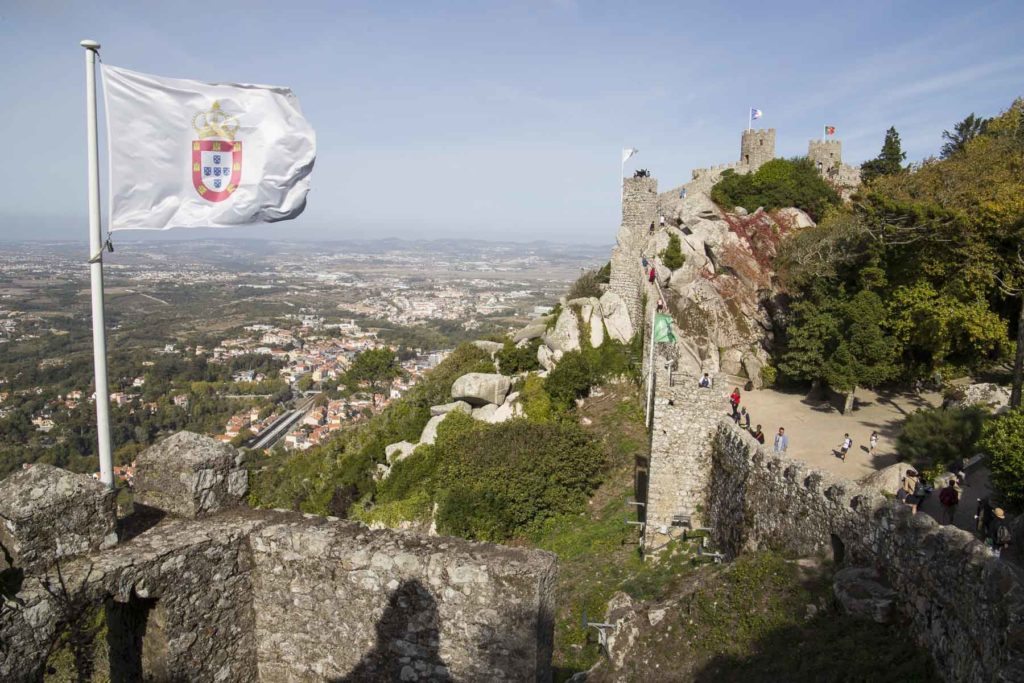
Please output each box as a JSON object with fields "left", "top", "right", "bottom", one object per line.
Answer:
{"left": 833, "top": 430, "right": 879, "bottom": 462}
{"left": 712, "top": 382, "right": 784, "bottom": 452}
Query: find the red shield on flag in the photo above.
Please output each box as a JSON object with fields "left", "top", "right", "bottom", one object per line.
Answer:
{"left": 192, "top": 140, "right": 242, "bottom": 202}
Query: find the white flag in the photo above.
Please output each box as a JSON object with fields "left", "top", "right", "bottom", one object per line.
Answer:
{"left": 102, "top": 65, "right": 316, "bottom": 231}
{"left": 622, "top": 147, "right": 638, "bottom": 164}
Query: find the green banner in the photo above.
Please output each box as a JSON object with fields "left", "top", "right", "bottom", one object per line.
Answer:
{"left": 653, "top": 313, "right": 676, "bottom": 343}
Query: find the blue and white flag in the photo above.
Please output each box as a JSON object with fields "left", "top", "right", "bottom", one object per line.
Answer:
{"left": 751, "top": 108, "right": 763, "bottom": 120}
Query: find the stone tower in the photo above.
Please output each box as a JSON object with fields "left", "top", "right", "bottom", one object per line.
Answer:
{"left": 609, "top": 175, "right": 658, "bottom": 331}
{"left": 808, "top": 139, "right": 843, "bottom": 174}
{"left": 739, "top": 128, "right": 775, "bottom": 170}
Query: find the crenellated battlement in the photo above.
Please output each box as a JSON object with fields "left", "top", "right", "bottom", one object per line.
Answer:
{"left": 0, "top": 432, "right": 556, "bottom": 682}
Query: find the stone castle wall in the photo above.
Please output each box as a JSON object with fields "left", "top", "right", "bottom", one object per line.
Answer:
{"left": 609, "top": 176, "right": 659, "bottom": 331}
{"left": 642, "top": 369, "right": 728, "bottom": 551}
{"left": 0, "top": 434, "right": 556, "bottom": 682}
{"left": 707, "top": 420, "right": 1024, "bottom": 682}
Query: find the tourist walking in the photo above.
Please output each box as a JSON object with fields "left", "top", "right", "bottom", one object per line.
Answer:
{"left": 990, "top": 508, "right": 1012, "bottom": 557}
{"left": 898, "top": 469, "right": 922, "bottom": 514}
{"left": 741, "top": 407, "right": 751, "bottom": 430}
{"left": 729, "top": 387, "right": 741, "bottom": 417}
{"left": 648, "top": 266, "right": 656, "bottom": 283}
{"left": 838, "top": 433, "right": 852, "bottom": 461}
{"left": 939, "top": 478, "right": 961, "bottom": 525}
{"left": 773, "top": 427, "right": 788, "bottom": 454}
{"left": 976, "top": 497, "right": 994, "bottom": 536}
{"left": 869, "top": 431, "right": 879, "bottom": 456}
{"left": 641, "top": 254, "right": 648, "bottom": 269}
{"left": 752, "top": 425, "right": 765, "bottom": 445}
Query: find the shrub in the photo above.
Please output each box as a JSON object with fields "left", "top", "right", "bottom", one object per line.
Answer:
{"left": 568, "top": 268, "right": 605, "bottom": 300}
{"left": 979, "top": 411, "right": 1024, "bottom": 508}
{"left": 760, "top": 364, "right": 777, "bottom": 386}
{"left": 495, "top": 339, "right": 541, "bottom": 374}
{"left": 896, "top": 406, "right": 986, "bottom": 473}
{"left": 711, "top": 157, "right": 840, "bottom": 221}
{"left": 434, "top": 419, "right": 604, "bottom": 541}
{"left": 545, "top": 351, "right": 594, "bottom": 409}
{"left": 660, "top": 233, "right": 685, "bottom": 270}
{"left": 520, "top": 374, "right": 553, "bottom": 422}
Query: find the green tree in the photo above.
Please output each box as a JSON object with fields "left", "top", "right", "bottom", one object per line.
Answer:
{"left": 940, "top": 113, "right": 990, "bottom": 159}
{"left": 979, "top": 411, "right": 1024, "bottom": 508}
{"left": 711, "top": 158, "right": 840, "bottom": 221}
{"left": 897, "top": 406, "right": 986, "bottom": 474}
{"left": 860, "top": 127, "right": 907, "bottom": 183}
{"left": 345, "top": 348, "right": 401, "bottom": 405}
{"left": 661, "top": 233, "right": 685, "bottom": 270}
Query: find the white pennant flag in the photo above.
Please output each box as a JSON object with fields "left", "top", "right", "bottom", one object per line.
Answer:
{"left": 101, "top": 65, "right": 316, "bottom": 231}
{"left": 622, "top": 147, "right": 638, "bottom": 164}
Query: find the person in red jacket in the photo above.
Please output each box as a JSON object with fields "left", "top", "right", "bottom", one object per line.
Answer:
{"left": 729, "top": 388, "right": 740, "bottom": 417}
{"left": 648, "top": 266, "right": 656, "bottom": 283}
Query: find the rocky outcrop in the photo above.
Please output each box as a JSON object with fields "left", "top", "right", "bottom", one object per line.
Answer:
{"left": 858, "top": 462, "right": 913, "bottom": 496}
{"left": 950, "top": 382, "right": 1010, "bottom": 414}
{"left": 419, "top": 413, "right": 448, "bottom": 446}
{"left": 513, "top": 321, "right": 548, "bottom": 343}
{"left": 430, "top": 400, "right": 472, "bottom": 417}
{"left": 385, "top": 441, "right": 416, "bottom": 465}
{"left": 542, "top": 309, "right": 581, "bottom": 354}
{"left": 833, "top": 566, "right": 897, "bottom": 624}
{"left": 599, "top": 291, "right": 634, "bottom": 344}
{"left": 451, "top": 373, "right": 511, "bottom": 407}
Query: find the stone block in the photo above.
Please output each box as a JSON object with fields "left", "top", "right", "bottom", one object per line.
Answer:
{"left": 133, "top": 431, "right": 248, "bottom": 519}
{"left": 0, "top": 464, "right": 116, "bottom": 573}
{"left": 451, "top": 372, "right": 511, "bottom": 407}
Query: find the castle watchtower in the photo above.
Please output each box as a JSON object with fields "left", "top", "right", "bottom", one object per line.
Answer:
{"left": 808, "top": 139, "right": 843, "bottom": 174}
{"left": 609, "top": 175, "right": 658, "bottom": 331}
{"left": 740, "top": 128, "right": 775, "bottom": 170}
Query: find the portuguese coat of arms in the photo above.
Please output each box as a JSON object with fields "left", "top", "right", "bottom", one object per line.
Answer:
{"left": 191, "top": 101, "right": 242, "bottom": 202}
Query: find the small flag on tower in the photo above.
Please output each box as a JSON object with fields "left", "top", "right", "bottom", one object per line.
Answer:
{"left": 824, "top": 125, "right": 836, "bottom": 136}
{"left": 750, "top": 108, "right": 763, "bottom": 120}
{"left": 622, "top": 148, "right": 638, "bottom": 164}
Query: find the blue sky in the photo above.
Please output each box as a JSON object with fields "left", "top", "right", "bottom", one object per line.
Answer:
{"left": 0, "top": 0, "right": 1021, "bottom": 244}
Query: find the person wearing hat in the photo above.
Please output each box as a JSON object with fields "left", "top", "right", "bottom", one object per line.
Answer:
{"left": 990, "top": 508, "right": 1012, "bottom": 556}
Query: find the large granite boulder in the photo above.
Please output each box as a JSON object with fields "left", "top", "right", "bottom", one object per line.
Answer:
{"left": 775, "top": 207, "right": 815, "bottom": 229}
{"left": 430, "top": 400, "right": 472, "bottom": 417}
{"left": 951, "top": 382, "right": 1010, "bottom": 414}
{"left": 134, "top": 431, "right": 248, "bottom": 519}
{"left": 513, "top": 321, "right": 548, "bottom": 343}
{"left": 538, "top": 344, "right": 556, "bottom": 371}
{"left": 833, "top": 566, "right": 897, "bottom": 624}
{"left": 451, "top": 372, "right": 511, "bottom": 407}
{"left": 0, "top": 464, "right": 117, "bottom": 573}
{"left": 385, "top": 441, "right": 416, "bottom": 465}
{"left": 419, "top": 413, "right": 449, "bottom": 446}
{"left": 543, "top": 309, "right": 581, "bottom": 354}
{"left": 599, "top": 291, "right": 635, "bottom": 343}
{"left": 858, "top": 462, "right": 913, "bottom": 496}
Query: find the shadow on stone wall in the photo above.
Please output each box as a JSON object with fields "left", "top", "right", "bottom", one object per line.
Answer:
{"left": 332, "top": 579, "right": 450, "bottom": 682}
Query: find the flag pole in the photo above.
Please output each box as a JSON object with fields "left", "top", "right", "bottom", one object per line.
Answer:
{"left": 81, "top": 39, "right": 114, "bottom": 489}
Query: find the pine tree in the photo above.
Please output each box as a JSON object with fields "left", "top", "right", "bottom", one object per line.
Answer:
{"left": 660, "top": 233, "right": 685, "bottom": 270}
{"left": 860, "top": 127, "right": 907, "bottom": 183}
{"left": 940, "top": 113, "right": 990, "bottom": 158}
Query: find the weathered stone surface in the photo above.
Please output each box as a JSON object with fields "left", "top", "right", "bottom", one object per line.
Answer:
{"left": 742, "top": 354, "right": 763, "bottom": 389}
{"left": 419, "top": 413, "right": 449, "bottom": 446}
{"left": 451, "top": 373, "right": 511, "bottom": 407}
{"left": 249, "top": 520, "right": 557, "bottom": 681}
{"left": 599, "top": 291, "right": 635, "bottom": 343}
{"left": 951, "top": 382, "right": 1010, "bottom": 414}
{"left": 543, "top": 309, "right": 581, "bottom": 354}
{"left": 471, "top": 340, "right": 503, "bottom": 357}
{"left": 720, "top": 348, "right": 744, "bottom": 376}
{"left": 538, "top": 344, "right": 556, "bottom": 371}
{"left": 833, "top": 566, "right": 897, "bottom": 624}
{"left": 134, "top": 431, "right": 248, "bottom": 519}
{"left": 775, "top": 206, "right": 815, "bottom": 229}
{"left": 590, "top": 315, "right": 605, "bottom": 348}
{"left": 513, "top": 322, "right": 548, "bottom": 343}
{"left": 429, "top": 401, "right": 472, "bottom": 417}
{"left": 385, "top": 441, "right": 417, "bottom": 465}
{"left": 471, "top": 404, "right": 498, "bottom": 422}
{"left": 0, "top": 464, "right": 116, "bottom": 573}
{"left": 488, "top": 392, "right": 522, "bottom": 424}
{"left": 858, "top": 462, "right": 913, "bottom": 496}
